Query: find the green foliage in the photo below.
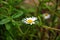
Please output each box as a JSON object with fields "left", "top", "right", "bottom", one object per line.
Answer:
{"left": 0, "top": 0, "right": 60, "bottom": 40}
{"left": 11, "top": 11, "right": 23, "bottom": 18}
{"left": 56, "top": 35, "right": 60, "bottom": 40}
{"left": 0, "top": 18, "right": 10, "bottom": 25}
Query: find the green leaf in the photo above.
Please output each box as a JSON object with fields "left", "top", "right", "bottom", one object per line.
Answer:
{"left": 12, "top": 11, "right": 23, "bottom": 18}
{"left": 5, "top": 24, "right": 11, "bottom": 30}
{"left": 28, "top": 8, "right": 36, "bottom": 12}
{"left": 1, "top": 1, "right": 8, "bottom": 5}
{"left": 0, "top": 18, "right": 10, "bottom": 25}
{"left": 6, "top": 36, "right": 13, "bottom": 40}
{"left": 56, "top": 35, "right": 60, "bottom": 40}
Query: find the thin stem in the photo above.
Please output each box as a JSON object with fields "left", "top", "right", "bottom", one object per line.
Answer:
{"left": 42, "top": 25, "right": 60, "bottom": 31}
{"left": 17, "top": 26, "right": 24, "bottom": 34}
{"left": 12, "top": 20, "right": 24, "bottom": 34}
{"left": 32, "top": 0, "right": 39, "bottom": 16}
{"left": 6, "top": 30, "right": 16, "bottom": 40}
{"left": 38, "top": 16, "right": 42, "bottom": 26}
{"left": 32, "top": 0, "right": 38, "bottom": 6}
{"left": 44, "top": 4, "right": 60, "bottom": 18}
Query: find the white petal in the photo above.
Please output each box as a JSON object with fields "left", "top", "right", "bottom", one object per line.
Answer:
{"left": 26, "top": 17, "right": 32, "bottom": 20}
{"left": 22, "top": 17, "right": 37, "bottom": 25}
{"left": 43, "top": 14, "right": 50, "bottom": 19}
{"left": 30, "top": 23, "right": 33, "bottom": 25}
{"left": 44, "top": 15, "right": 50, "bottom": 19}
{"left": 32, "top": 22, "right": 35, "bottom": 24}
{"left": 31, "top": 17, "right": 37, "bottom": 21}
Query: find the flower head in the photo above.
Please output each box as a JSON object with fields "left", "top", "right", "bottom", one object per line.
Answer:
{"left": 43, "top": 13, "right": 50, "bottom": 19}
{"left": 22, "top": 17, "right": 37, "bottom": 25}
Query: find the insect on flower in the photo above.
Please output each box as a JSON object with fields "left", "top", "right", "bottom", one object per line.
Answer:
{"left": 43, "top": 13, "right": 50, "bottom": 19}
{"left": 22, "top": 17, "right": 37, "bottom": 25}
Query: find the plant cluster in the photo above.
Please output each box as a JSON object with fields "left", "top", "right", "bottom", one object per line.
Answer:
{"left": 0, "top": 0, "right": 60, "bottom": 40}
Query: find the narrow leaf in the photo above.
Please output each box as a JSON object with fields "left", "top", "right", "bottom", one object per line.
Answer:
{"left": 5, "top": 24, "right": 11, "bottom": 30}
{"left": 56, "top": 35, "right": 60, "bottom": 40}
{"left": 12, "top": 11, "right": 23, "bottom": 18}
{"left": 0, "top": 18, "right": 10, "bottom": 25}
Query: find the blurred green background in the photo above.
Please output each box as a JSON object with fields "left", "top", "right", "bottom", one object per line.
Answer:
{"left": 0, "top": 0, "right": 60, "bottom": 40}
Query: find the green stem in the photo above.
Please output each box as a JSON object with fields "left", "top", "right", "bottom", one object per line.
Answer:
{"left": 17, "top": 26, "right": 24, "bottom": 34}
{"left": 38, "top": 16, "right": 43, "bottom": 26}
{"left": 6, "top": 30, "right": 16, "bottom": 40}
{"left": 44, "top": 4, "right": 60, "bottom": 18}
{"left": 32, "top": 0, "right": 39, "bottom": 16}
{"left": 42, "top": 25, "right": 60, "bottom": 31}
{"left": 12, "top": 20, "right": 23, "bottom": 34}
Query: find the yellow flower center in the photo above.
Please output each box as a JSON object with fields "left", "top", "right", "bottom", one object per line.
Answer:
{"left": 45, "top": 13, "right": 48, "bottom": 16}
{"left": 27, "top": 19, "right": 33, "bottom": 24}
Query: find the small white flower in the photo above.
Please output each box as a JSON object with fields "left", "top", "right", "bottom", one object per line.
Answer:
{"left": 22, "top": 17, "right": 37, "bottom": 25}
{"left": 43, "top": 13, "right": 50, "bottom": 19}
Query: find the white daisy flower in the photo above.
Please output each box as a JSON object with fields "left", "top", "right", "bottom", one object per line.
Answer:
{"left": 43, "top": 13, "right": 50, "bottom": 19}
{"left": 22, "top": 17, "right": 37, "bottom": 25}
